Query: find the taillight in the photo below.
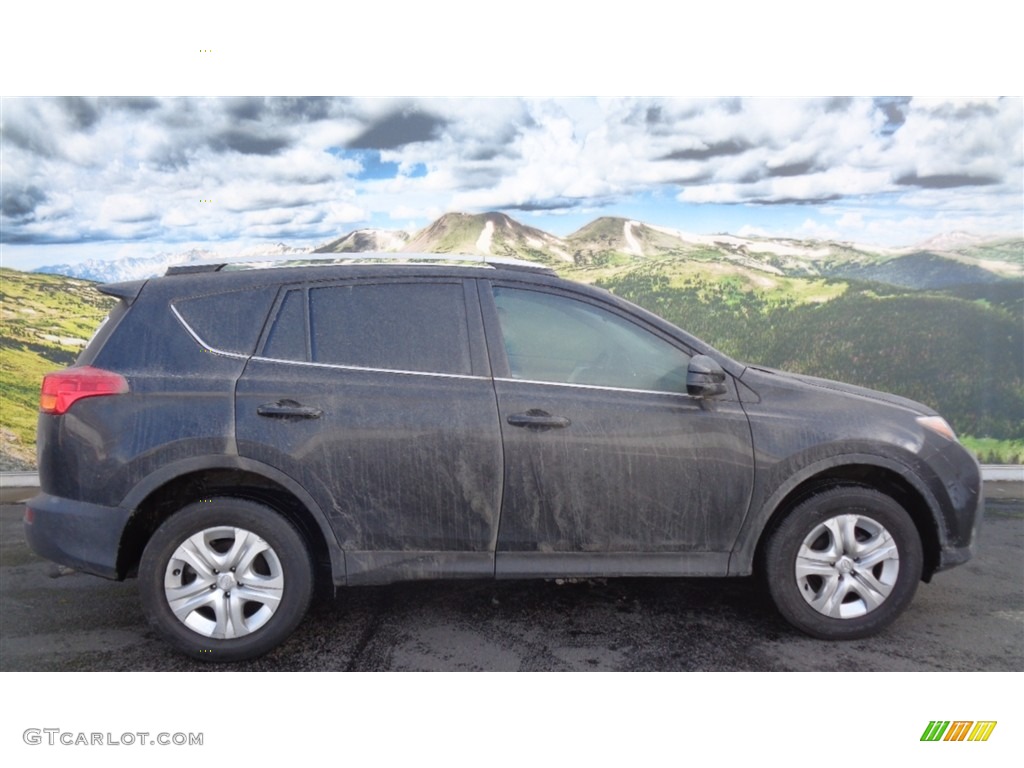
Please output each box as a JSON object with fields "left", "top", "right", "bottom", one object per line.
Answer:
{"left": 39, "top": 367, "right": 129, "bottom": 415}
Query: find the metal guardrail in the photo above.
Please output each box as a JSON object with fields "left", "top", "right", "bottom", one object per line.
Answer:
{"left": 2, "top": 467, "right": 1021, "bottom": 505}
{"left": 1, "top": 472, "right": 39, "bottom": 504}
{"left": 981, "top": 465, "right": 1024, "bottom": 482}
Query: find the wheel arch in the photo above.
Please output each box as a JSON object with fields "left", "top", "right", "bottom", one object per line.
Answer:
{"left": 115, "top": 456, "right": 346, "bottom": 586}
{"left": 740, "top": 457, "right": 944, "bottom": 581}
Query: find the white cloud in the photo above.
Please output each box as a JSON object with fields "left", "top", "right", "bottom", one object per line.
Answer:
{"left": 98, "top": 194, "right": 157, "bottom": 224}
{"left": 2, "top": 96, "right": 1020, "bottom": 260}
{"left": 323, "top": 202, "right": 367, "bottom": 226}
{"left": 837, "top": 212, "right": 865, "bottom": 229}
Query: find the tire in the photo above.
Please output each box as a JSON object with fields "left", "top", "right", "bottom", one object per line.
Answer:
{"left": 139, "top": 498, "right": 314, "bottom": 662}
{"left": 764, "top": 486, "right": 923, "bottom": 640}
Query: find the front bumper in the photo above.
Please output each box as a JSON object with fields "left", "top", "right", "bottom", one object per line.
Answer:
{"left": 24, "top": 493, "right": 131, "bottom": 580}
{"left": 924, "top": 437, "right": 985, "bottom": 574}
{"left": 933, "top": 480, "right": 984, "bottom": 574}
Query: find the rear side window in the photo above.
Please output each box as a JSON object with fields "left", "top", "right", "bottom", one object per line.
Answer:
{"left": 262, "top": 290, "right": 306, "bottom": 361}
{"left": 264, "top": 281, "right": 472, "bottom": 375}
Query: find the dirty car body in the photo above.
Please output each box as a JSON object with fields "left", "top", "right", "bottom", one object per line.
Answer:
{"left": 25, "top": 256, "right": 983, "bottom": 660}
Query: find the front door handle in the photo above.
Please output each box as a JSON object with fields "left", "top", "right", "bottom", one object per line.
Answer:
{"left": 506, "top": 409, "right": 571, "bottom": 431}
{"left": 257, "top": 399, "right": 323, "bottom": 420}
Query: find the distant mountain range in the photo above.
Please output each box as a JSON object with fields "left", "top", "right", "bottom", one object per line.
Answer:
{"left": 35, "top": 242, "right": 316, "bottom": 284}
{"left": 6, "top": 212, "right": 1023, "bottom": 467}
{"left": 34, "top": 211, "right": 1023, "bottom": 289}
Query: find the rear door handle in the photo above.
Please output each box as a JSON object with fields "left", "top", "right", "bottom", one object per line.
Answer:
{"left": 506, "top": 409, "right": 571, "bottom": 431}
{"left": 257, "top": 399, "right": 323, "bottom": 420}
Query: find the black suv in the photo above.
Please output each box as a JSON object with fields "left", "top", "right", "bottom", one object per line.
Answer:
{"left": 25, "top": 256, "right": 983, "bottom": 661}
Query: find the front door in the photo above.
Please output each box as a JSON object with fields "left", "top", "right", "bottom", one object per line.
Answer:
{"left": 482, "top": 282, "right": 754, "bottom": 578}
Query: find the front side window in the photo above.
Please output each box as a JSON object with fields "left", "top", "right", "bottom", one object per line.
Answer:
{"left": 309, "top": 282, "right": 471, "bottom": 375}
{"left": 492, "top": 286, "right": 690, "bottom": 393}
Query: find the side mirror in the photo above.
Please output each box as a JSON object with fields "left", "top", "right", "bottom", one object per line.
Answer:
{"left": 686, "top": 355, "right": 727, "bottom": 397}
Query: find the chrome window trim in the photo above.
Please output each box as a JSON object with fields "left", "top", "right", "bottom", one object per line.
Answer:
{"left": 494, "top": 376, "right": 694, "bottom": 399}
{"left": 170, "top": 304, "right": 249, "bottom": 360}
{"left": 249, "top": 355, "right": 489, "bottom": 382}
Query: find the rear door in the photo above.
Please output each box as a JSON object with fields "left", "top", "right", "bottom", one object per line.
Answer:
{"left": 235, "top": 277, "right": 503, "bottom": 584}
{"left": 482, "top": 281, "right": 754, "bottom": 578}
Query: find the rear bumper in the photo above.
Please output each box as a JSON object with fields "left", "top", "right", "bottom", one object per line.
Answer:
{"left": 23, "top": 493, "right": 131, "bottom": 580}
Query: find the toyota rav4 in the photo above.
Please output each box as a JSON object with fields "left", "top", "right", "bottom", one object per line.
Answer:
{"left": 25, "top": 255, "right": 984, "bottom": 661}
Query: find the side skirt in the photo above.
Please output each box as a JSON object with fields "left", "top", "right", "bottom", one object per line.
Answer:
{"left": 343, "top": 551, "right": 732, "bottom": 585}
{"left": 345, "top": 551, "right": 493, "bottom": 585}
{"left": 495, "top": 552, "right": 730, "bottom": 579}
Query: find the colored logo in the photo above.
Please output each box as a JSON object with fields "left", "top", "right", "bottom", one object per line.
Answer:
{"left": 921, "top": 721, "right": 997, "bottom": 742}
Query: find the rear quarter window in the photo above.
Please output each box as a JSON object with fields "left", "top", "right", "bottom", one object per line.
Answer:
{"left": 172, "top": 287, "right": 278, "bottom": 355}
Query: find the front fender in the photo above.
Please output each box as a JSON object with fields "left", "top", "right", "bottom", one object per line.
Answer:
{"left": 727, "top": 448, "right": 946, "bottom": 576}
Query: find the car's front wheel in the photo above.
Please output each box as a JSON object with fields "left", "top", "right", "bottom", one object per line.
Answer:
{"left": 139, "top": 498, "right": 314, "bottom": 661}
{"left": 764, "top": 486, "right": 923, "bottom": 640}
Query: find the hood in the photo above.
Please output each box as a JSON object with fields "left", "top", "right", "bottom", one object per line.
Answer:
{"left": 742, "top": 365, "right": 937, "bottom": 416}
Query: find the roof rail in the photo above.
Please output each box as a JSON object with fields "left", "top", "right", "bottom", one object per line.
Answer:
{"left": 162, "top": 253, "right": 559, "bottom": 277}
{"left": 478, "top": 255, "right": 558, "bottom": 273}
{"left": 405, "top": 253, "right": 558, "bottom": 274}
{"left": 165, "top": 263, "right": 228, "bottom": 276}
{"left": 230, "top": 252, "right": 558, "bottom": 274}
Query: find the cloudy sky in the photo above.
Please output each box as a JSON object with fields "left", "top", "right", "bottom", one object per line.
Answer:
{"left": 2, "top": 95, "right": 1021, "bottom": 270}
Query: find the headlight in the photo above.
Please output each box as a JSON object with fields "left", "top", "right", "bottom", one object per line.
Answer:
{"left": 917, "top": 415, "right": 958, "bottom": 442}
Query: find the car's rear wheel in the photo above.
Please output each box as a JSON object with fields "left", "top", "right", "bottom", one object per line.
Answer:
{"left": 764, "top": 486, "right": 923, "bottom": 640}
{"left": 139, "top": 499, "right": 313, "bottom": 661}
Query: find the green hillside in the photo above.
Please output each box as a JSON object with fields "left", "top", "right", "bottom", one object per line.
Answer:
{"left": 589, "top": 263, "right": 1023, "bottom": 446}
{"left": 822, "top": 252, "right": 1007, "bottom": 288}
{"left": 0, "top": 268, "right": 116, "bottom": 467}
{"left": 2, "top": 230, "right": 1021, "bottom": 467}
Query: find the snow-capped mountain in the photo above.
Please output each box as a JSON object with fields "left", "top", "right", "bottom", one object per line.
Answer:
{"left": 315, "top": 228, "right": 410, "bottom": 254}
{"left": 235, "top": 242, "right": 318, "bottom": 259}
{"left": 403, "top": 212, "right": 574, "bottom": 262}
{"left": 35, "top": 243, "right": 316, "bottom": 282}
{"left": 912, "top": 231, "right": 991, "bottom": 251}
{"left": 35, "top": 249, "right": 218, "bottom": 283}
